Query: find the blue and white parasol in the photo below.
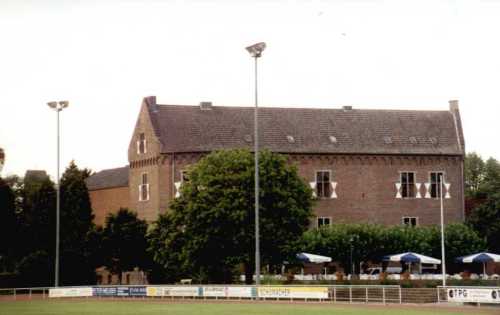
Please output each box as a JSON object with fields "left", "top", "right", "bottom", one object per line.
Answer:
{"left": 382, "top": 252, "right": 441, "bottom": 264}
{"left": 455, "top": 252, "right": 500, "bottom": 276}
{"left": 296, "top": 252, "right": 332, "bottom": 263}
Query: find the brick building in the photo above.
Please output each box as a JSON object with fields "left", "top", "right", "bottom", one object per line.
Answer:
{"left": 86, "top": 166, "right": 129, "bottom": 226}
{"left": 87, "top": 96, "right": 465, "bottom": 228}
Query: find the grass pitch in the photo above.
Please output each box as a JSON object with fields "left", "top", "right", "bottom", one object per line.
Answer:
{"left": 0, "top": 300, "right": 496, "bottom": 315}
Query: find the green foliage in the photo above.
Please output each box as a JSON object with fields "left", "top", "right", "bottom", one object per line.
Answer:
{"left": 15, "top": 250, "right": 53, "bottom": 287}
{"left": 59, "top": 161, "right": 97, "bottom": 285}
{"left": 467, "top": 193, "right": 500, "bottom": 253}
{"left": 300, "top": 223, "right": 485, "bottom": 273}
{"left": 464, "top": 153, "right": 500, "bottom": 255}
{"left": 147, "top": 214, "right": 185, "bottom": 284}
{"left": 10, "top": 176, "right": 57, "bottom": 280}
{"left": 465, "top": 152, "right": 500, "bottom": 198}
{"left": 0, "top": 177, "right": 17, "bottom": 271}
{"left": 482, "top": 158, "right": 500, "bottom": 195}
{"left": 464, "top": 152, "right": 485, "bottom": 197}
{"left": 148, "top": 149, "right": 313, "bottom": 284}
{"left": 102, "top": 208, "right": 149, "bottom": 283}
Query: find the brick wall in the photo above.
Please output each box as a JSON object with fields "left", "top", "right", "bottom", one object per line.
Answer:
{"left": 128, "top": 99, "right": 163, "bottom": 222}
{"left": 134, "top": 152, "right": 464, "bottom": 227}
{"left": 89, "top": 186, "right": 130, "bottom": 226}
{"left": 125, "top": 99, "right": 464, "bottom": 226}
{"left": 290, "top": 154, "right": 464, "bottom": 226}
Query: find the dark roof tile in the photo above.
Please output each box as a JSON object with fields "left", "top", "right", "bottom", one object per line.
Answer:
{"left": 150, "top": 104, "right": 463, "bottom": 156}
{"left": 86, "top": 166, "right": 128, "bottom": 191}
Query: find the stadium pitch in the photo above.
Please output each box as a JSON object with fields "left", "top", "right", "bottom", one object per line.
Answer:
{"left": 0, "top": 300, "right": 497, "bottom": 315}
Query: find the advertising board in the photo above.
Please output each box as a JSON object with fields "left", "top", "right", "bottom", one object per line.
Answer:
{"left": 258, "top": 286, "right": 328, "bottom": 299}
{"left": 447, "top": 287, "right": 500, "bottom": 304}
{"left": 93, "top": 287, "right": 117, "bottom": 297}
{"left": 49, "top": 287, "right": 93, "bottom": 298}
{"left": 147, "top": 286, "right": 200, "bottom": 297}
{"left": 202, "top": 286, "right": 254, "bottom": 298}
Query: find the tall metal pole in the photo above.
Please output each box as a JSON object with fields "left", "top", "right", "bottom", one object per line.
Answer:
{"left": 245, "top": 42, "right": 265, "bottom": 288}
{"left": 55, "top": 108, "right": 60, "bottom": 287}
{"left": 254, "top": 56, "right": 260, "bottom": 287}
{"left": 439, "top": 174, "right": 446, "bottom": 287}
{"left": 48, "top": 100, "right": 67, "bottom": 287}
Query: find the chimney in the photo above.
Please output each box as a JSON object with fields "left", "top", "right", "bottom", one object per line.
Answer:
{"left": 145, "top": 96, "right": 156, "bottom": 106}
{"left": 144, "top": 96, "right": 158, "bottom": 113}
{"left": 200, "top": 101, "right": 212, "bottom": 110}
{"left": 342, "top": 105, "right": 353, "bottom": 111}
{"left": 449, "top": 99, "right": 459, "bottom": 112}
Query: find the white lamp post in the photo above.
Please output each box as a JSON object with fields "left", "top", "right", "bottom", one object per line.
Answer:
{"left": 439, "top": 174, "right": 446, "bottom": 287}
{"left": 47, "top": 100, "right": 69, "bottom": 287}
{"left": 245, "top": 42, "right": 266, "bottom": 287}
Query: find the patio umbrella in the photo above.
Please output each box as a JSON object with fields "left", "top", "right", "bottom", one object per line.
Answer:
{"left": 296, "top": 252, "right": 332, "bottom": 263}
{"left": 382, "top": 252, "right": 441, "bottom": 273}
{"left": 382, "top": 252, "right": 441, "bottom": 264}
{"left": 455, "top": 252, "right": 500, "bottom": 277}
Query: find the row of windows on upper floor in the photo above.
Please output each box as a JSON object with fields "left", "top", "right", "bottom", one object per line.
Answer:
{"left": 138, "top": 170, "right": 451, "bottom": 202}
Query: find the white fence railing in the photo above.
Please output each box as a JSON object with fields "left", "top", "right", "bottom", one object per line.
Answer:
{"left": 2, "top": 285, "right": 499, "bottom": 305}
{"left": 0, "top": 285, "right": 401, "bottom": 303}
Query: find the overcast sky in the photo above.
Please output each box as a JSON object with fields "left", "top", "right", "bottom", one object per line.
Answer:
{"left": 1, "top": 0, "right": 499, "bottom": 179}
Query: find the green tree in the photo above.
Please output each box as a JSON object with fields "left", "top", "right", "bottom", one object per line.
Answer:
{"left": 15, "top": 250, "right": 52, "bottom": 287}
{"left": 299, "top": 223, "right": 485, "bottom": 274}
{"left": 59, "top": 161, "right": 96, "bottom": 285}
{"left": 464, "top": 152, "right": 485, "bottom": 197}
{"left": 12, "top": 176, "right": 57, "bottom": 284}
{"left": 443, "top": 223, "right": 486, "bottom": 272}
{"left": 481, "top": 158, "right": 500, "bottom": 195}
{"left": 149, "top": 149, "right": 313, "bottom": 284}
{"left": 147, "top": 214, "right": 185, "bottom": 283}
{"left": 0, "top": 177, "right": 16, "bottom": 271}
{"left": 102, "top": 208, "right": 149, "bottom": 284}
{"left": 467, "top": 193, "right": 500, "bottom": 253}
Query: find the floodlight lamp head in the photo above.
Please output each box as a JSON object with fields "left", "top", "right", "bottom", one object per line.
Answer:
{"left": 246, "top": 42, "right": 266, "bottom": 58}
{"left": 59, "top": 101, "right": 69, "bottom": 108}
{"left": 47, "top": 101, "right": 58, "bottom": 109}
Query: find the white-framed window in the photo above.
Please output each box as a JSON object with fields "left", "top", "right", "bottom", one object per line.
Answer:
{"left": 137, "top": 133, "right": 147, "bottom": 154}
{"left": 430, "top": 172, "right": 444, "bottom": 198}
{"left": 139, "top": 173, "right": 149, "bottom": 201}
{"left": 316, "top": 170, "right": 331, "bottom": 198}
{"left": 180, "top": 170, "right": 189, "bottom": 183}
{"left": 402, "top": 216, "right": 418, "bottom": 227}
{"left": 317, "top": 217, "right": 331, "bottom": 228}
{"left": 400, "top": 172, "right": 416, "bottom": 198}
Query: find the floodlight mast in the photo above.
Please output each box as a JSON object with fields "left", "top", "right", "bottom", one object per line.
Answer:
{"left": 47, "top": 100, "right": 69, "bottom": 287}
{"left": 246, "top": 42, "right": 266, "bottom": 288}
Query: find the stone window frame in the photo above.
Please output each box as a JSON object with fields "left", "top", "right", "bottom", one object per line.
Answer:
{"left": 315, "top": 169, "right": 332, "bottom": 199}
{"left": 429, "top": 171, "right": 445, "bottom": 199}
{"left": 137, "top": 132, "right": 147, "bottom": 155}
{"left": 139, "top": 172, "right": 150, "bottom": 202}
{"left": 317, "top": 216, "right": 332, "bottom": 228}
{"left": 402, "top": 216, "right": 419, "bottom": 227}
{"left": 399, "top": 171, "right": 416, "bottom": 199}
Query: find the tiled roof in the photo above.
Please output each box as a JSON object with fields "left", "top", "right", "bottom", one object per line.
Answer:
{"left": 86, "top": 166, "right": 128, "bottom": 191}
{"left": 147, "top": 101, "right": 464, "bottom": 156}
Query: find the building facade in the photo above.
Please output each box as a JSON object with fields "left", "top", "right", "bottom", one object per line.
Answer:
{"left": 88, "top": 96, "right": 465, "bottom": 228}
{"left": 86, "top": 166, "right": 130, "bottom": 226}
